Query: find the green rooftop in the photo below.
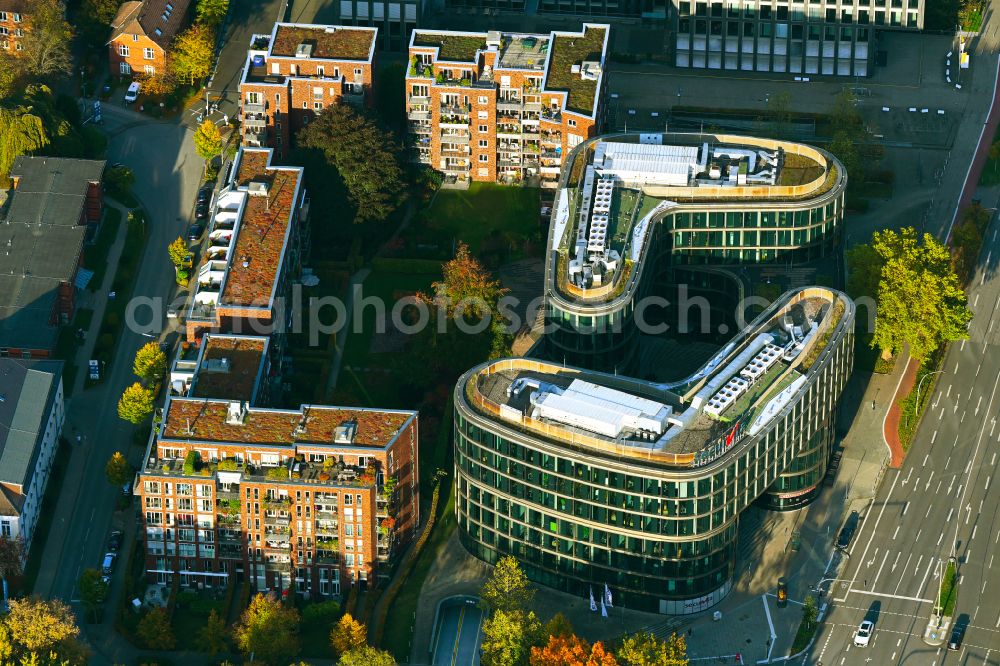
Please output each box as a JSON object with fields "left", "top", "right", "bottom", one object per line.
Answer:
{"left": 412, "top": 33, "right": 486, "bottom": 63}
{"left": 544, "top": 26, "right": 607, "bottom": 116}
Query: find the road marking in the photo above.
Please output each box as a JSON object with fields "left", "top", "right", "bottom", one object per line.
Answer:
{"left": 895, "top": 553, "right": 913, "bottom": 594}
{"left": 984, "top": 580, "right": 989, "bottom": 594}
{"left": 874, "top": 550, "right": 890, "bottom": 586}
{"left": 977, "top": 395, "right": 984, "bottom": 414}
{"left": 976, "top": 293, "right": 981, "bottom": 307}
{"left": 948, "top": 384, "right": 953, "bottom": 397}
{"left": 893, "top": 525, "right": 900, "bottom": 540}
{"left": 957, "top": 483, "right": 964, "bottom": 498}
{"left": 926, "top": 505, "right": 933, "bottom": 518}
{"left": 973, "top": 525, "right": 978, "bottom": 541}
{"left": 914, "top": 554, "right": 924, "bottom": 576}
{"left": 962, "top": 409, "right": 967, "bottom": 422}
{"left": 940, "top": 407, "right": 946, "bottom": 420}
{"left": 926, "top": 470, "right": 935, "bottom": 491}
{"left": 962, "top": 339, "right": 967, "bottom": 351}
{"left": 925, "top": 450, "right": 932, "bottom": 463}
{"left": 967, "top": 459, "right": 974, "bottom": 474}
{"left": 988, "top": 476, "right": 993, "bottom": 490}
{"left": 903, "top": 469, "right": 913, "bottom": 485}
{"left": 948, "top": 475, "right": 956, "bottom": 494}
{"left": 891, "top": 551, "right": 901, "bottom": 571}
{"left": 993, "top": 452, "right": 997, "bottom": 466}
{"left": 937, "top": 480, "right": 943, "bottom": 493}
{"left": 867, "top": 547, "right": 880, "bottom": 568}
{"left": 848, "top": 589, "right": 932, "bottom": 603}
{"left": 938, "top": 531, "right": 945, "bottom": 545}
{"left": 991, "top": 554, "right": 995, "bottom": 567}
{"left": 903, "top": 501, "right": 910, "bottom": 516}
{"left": 916, "top": 529, "right": 923, "bottom": 542}
{"left": 946, "top": 455, "right": 952, "bottom": 469}
{"left": 844, "top": 474, "right": 899, "bottom": 599}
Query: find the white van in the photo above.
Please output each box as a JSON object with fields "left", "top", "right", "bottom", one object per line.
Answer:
{"left": 124, "top": 82, "right": 140, "bottom": 103}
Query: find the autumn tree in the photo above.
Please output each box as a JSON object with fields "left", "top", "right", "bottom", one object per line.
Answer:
{"left": 480, "top": 554, "right": 534, "bottom": 615}
{"left": 135, "top": 71, "right": 177, "bottom": 97}
{"left": 297, "top": 102, "right": 404, "bottom": 224}
{"left": 117, "top": 383, "right": 154, "bottom": 424}
{"left": 615, "top": 632, "right": 687, "bottom": 666}
{"left": 195, "top": 0, "right": 229, "bottom": 26}
{"left": 170, "top": 24, "right": 214, "bottom": 85}
{"left": 196, "top": 608, "right": 228, "bottom": 656}
{"left": 530, "top": 635, "right": 618, "bottom": 666}
{"left": 105, "top": 451, "right": 132, "bottom": 487}
{"left": 133, "top": 342, "right": 167, "bottom": 382}
{"left": 193, "top": 118, "right": 222, "bottom": 162}
{"left": 21, "top": 0, "right": 73, "bottom": 79}
{"left": 330, "top": 613, "right": 367, "bottom": 655}
{"left": 137, "top": 607, "right": 175, "bottom": 650}
{"left": 864, "top": 227, "right": 972, "bottom": 360}
{"left": 233, "top": 593, "right": 300, "bottom": 665}
{"left": 77, "top": 569, "right": 109, "bottom": 623}
{"left": 480, "top": 609, "right": 543, "bottom": 666}
{"left": 5, "top": 598, "right": 81, "bottom": 655}
{"left": 167, "top": 236, "right": 188, "bottom": 268}
{"left": 338, "top": 645, "right": 396, "bottom": 666}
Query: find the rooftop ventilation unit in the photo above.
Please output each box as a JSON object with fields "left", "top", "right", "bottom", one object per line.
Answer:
{"left": 334, "top": 421, "right": 357, "bottom": 444}
{"left": 247, "top": 181, "right": 269, "bottom": 197}
{"left": 324, "top": 26, "right": 337, "bottom": 33}
{"left": 580, "top": 61, "right": 602, "bottom": 80}
{"left": 204, "top": 357, "right": 231, "bottom": 373}
{"left": 486, "top": 30, "right": 502, "bottom": 49}
{"left": 296, "top": 42, "right": 314, "bottom": 58}
{"left": 226, "top": 400, "right": 248, "bottom": 425}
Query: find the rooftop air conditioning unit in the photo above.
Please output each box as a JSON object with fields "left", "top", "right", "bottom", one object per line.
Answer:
{"left": 486, "top": 30, "right": 501, "bottom": 49}
{"left": 226, "top": 400, "right": 248, "bottom": 425}
{"left": 295, "top": 42, "right": 313, "bottom": 58}
{"left": 334, "top": 421, "right": 357, "bottom": 444}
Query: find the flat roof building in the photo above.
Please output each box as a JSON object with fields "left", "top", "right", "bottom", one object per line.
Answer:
{"left": 456, "top": 287, "right": 854, "bottom": 613}
{"left": 239, "top": 23, "right": 378, "bottom": 159}
{"left": 0, "top": 157, "right": 106, "bottom": 357}
{"left": 406, "top": 24, "right": 610, "bottom": 187}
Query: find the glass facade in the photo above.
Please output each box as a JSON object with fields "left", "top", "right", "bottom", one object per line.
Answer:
{"left": 455, "top": 292, "right": 855, "bottom": 613}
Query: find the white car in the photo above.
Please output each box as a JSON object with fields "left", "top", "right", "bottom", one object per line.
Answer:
{"left": 854, "top": 620, "right": 874, "bottom": 647}
{"left": 124, "top": 82, "right": 140, "bottom": 103}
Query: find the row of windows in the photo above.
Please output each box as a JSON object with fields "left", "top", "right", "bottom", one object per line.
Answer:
{"left": 117, "top": 44, "right": 157, "bottom": 59}
{"left": 0, "top": 12, "right": 22, "bottom": 21}
{"left": 673, "top": 224, "right": 834, "bottom": 248}
{"left": 679, "top": 0, "right": 918, "bottom": 17}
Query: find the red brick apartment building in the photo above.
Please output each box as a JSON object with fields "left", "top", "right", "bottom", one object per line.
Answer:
{"left": 0, "top": 157, "right": 105, "bottom": 358}
{"left": 239, "top": 23, "right": 377, "bottom": 159}
{"left": 405, "top": 23, "right": 610, "bottom": 187}
{"left": 137, "top": 395, "right": 419, "bottom": 594}
{"left": 0, "top": 0, "right": 27, "bottom": 53}
{"left": 186, "top": 147, "right": 309, "bottom": 349}
{"left": 107, "top": 0, "right": 190, "bottom": 76}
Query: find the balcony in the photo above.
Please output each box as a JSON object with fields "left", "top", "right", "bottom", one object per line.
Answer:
{"left": 440, "top": 103, "right": 471, "bottom": 116}
{"left": 315, "top": 523, "right": 339, "bottom": 537}
{"left": 441, "top": 147, "right": 470, "bottom": 157}
{"left": 521, "top": 131, "right": 541, "bottom": 140}
{"left": 524, "top": 101, "right": 543, "bottom": 112}
{"left": 218, "top": 543, "right": 243, "bottom": 559}
{"left": 243, "top": 115, "right": 267, "bottom": 129}
{"left": 440, "top": 119, "right": 470, "bottom": 129}
{"left": 408, "top": 109, "right": 431, "bottom": 121}
{"left": 244, "top": 102, "right": 266, "bottom": 115}
{"left": 542, "top": 109, "right": 563, "bottom": 122}
{"left": 263, "top": 513, "right": 291, "bottom": 526}
{"left": 497, "top": 99, "right": 522, "bottom": 112}
{"left": 343, "top": 91, "right": 364, "bottom": 107}
{"left": 409, "top": 95, "right": 430, "bottom": 104}
{"left": 440, "top": 133, "right": 470, "bottom": 145}
{"left": 263, "top": 559, "right": 292, "bottom": 572}
{"left": 218, "top": 530, "right": 243, "bottom": 544}
{"left": 244, "top": 128, "right": 267, "bottom": 146}
{"left": 314, "top": 553, "right": 339, "bottom": 566}
{"left": 442, "top": 165, "right": 470, "bottom": 175}
{"left": 264, "top": 528, "right": 290, "bottom": 544}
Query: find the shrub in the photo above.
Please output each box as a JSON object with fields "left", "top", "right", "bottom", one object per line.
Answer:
{"left": 218, "top": 459, "right": 240, "bottom": 471}
{"left": 302, "top": 600, "right": 341, "bottom": 623}
{"left": 183, "top": 450, "right": 200, "bottom": 475}
{"left": 265, "top": 467, "right": 288, "bottom": 480}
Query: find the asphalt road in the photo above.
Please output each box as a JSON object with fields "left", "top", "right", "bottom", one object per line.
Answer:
{"left": 806, "top": 203, "right": 1000, "bottom": 665}
{"left": 32, "top": 104, "right": 203, "bottom": 662}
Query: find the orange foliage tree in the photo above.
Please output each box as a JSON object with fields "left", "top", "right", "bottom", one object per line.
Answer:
{"left": 529, "top": 635, "right": 618, "bottom": 666}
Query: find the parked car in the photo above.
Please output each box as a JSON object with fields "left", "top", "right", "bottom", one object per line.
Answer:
{"left": 948, "top": 626, "right": 964, "bottom": 650}
{"left": 122, "top": 482, "right": 132, "bottom": 496}
{"left": 108, "top": 530, "right": 123, "bottom": 552}
{"left": 836, "top": 510, "right": 860, "bottom": 550}
{"left": 124, "top": 82, "right": 140, "bottom": 104}
{"left": 101, "top": 552, "right": 117, "bottom": 578}
{"left": 197, "top": 186, "right": 212, "bottom": 205}
{"left": 854, "top": 620, "right": 874, "bottom": 647}
{"left": 187, "top": 222, "right": 204, "bottom": 242}
{"left": 195, "top": 196, "right": 210, "bottom": 220}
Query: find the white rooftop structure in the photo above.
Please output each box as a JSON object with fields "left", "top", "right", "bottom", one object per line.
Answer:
{"left": 531, "top": 378, "right": 672, "bottom": 440}
{"left": 593, "top": 142, "right": 703, "bottom": 187}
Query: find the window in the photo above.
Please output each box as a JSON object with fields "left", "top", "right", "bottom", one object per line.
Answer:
{"left": 12, "top": 13, "right": 20, "bottom": 22}
{"left": 0, "top": 521, "right": 10, "bottom": 538}
{"left": 478, "top": 111, "right": 488, "bottom": 119}
{"left": 0, "top": 12, "right": 6, "bottom": 20}
{"left": 144, "top": 47, "right": 155, "bottom": 59}
{"left": 314, "top": 101, "right": 323, "bottom": 110}
{"left": 478, "top": 124, "right": 488, "bottom": 132}
{"left": 144, "top": 65, "right": 155, "bottom": 74}
{"left": 154, "top": 28, "right": 161, "bottom": 36}
{"left": 354, "top": 68, "right": 362, "bottom": 76}
{"left": 478, "top": 139, "right": 488, "bottom": 148}
{"left": 317, "top": 66, "right": 324, "bottom": 76}
{"left": 120, "top": 62, "right": 131, "bottom": 74}
{"left": 0, "top": 28, "right": 8, "bottom": 36}
{"left": 133, "top": 34, "right": 139, "bottom": 41}
{"left": 568, "top": 119, "right": 577, "bottom": 128}
{"left": 118, "top": 44, "right": 130, "bottom": 57}
{"left": 478, "top": 96, "right": 488, "bottom": 105}
{"left": 479, "top": 154, "right": 489, "bottom": 162}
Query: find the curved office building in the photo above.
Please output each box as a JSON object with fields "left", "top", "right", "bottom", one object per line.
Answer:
{"left": 544, "top": 132, "right": 847, "bottom": 374}
{"left": 454, "top": 287, "right": 854, "bottom": 613}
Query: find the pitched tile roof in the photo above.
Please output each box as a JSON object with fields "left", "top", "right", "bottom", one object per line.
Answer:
{"left": 161, "top": 398, "right": 415, "bottom": 449}
{"left": 221, "top": 149, "right": 303, "bottom": 308}
{"left": 270, "top": 24, "right": 376, "bottom": 61}
{"left": 108, "top": 0, "right": 192, "bottom": 50}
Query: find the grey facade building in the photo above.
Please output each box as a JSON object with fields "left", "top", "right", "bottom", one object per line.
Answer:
{"left": 334, "top": 0, "right": 422, "bottom": 51}
{"left": 673, "top": 0, "right": 923, "bottom": 76}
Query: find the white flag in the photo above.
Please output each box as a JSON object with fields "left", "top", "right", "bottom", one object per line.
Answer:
{"left": 600, "top": 597, "right": 608, "bottom": 617}
{"left": 604, "top": 583, "right": 613, "bottom": 608}
{"left": 589, "top": 587, "right": 597, "bottom": 612}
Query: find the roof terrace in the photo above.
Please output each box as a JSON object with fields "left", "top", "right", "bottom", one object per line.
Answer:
{"left": 411, "top": 31, "right": 486, "bottom": 62}
{"left": 168, "top": 334, "right": 269, "bottom": 402}
{"left": 544, "top": 25, "right": 608, "bottom": 116}
{"left": 462, "top": 288, "right": 849, "bottom": 468}
{"left": 498, "top": 34, "right": 550, "bottom": 70}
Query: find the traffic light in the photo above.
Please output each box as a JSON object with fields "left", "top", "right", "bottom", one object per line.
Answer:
{"left": 777, "top": 577, "right": 788, "bottom": 608}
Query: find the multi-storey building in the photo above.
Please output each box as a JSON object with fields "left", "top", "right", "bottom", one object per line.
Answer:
{"left": 107, "top": 0, "right": 191, "bottom": 76}
{"left": 672, "top": 0, "right": 923, "bottom": 76}
{"left": 445, "top": 0, "right": 667, "bottom": 18}
{"left": 1, "top": 157, "right": 106, "bottom": 358}
{"left": 0, "top": 0, "right": 27, "bottom": 53}
{"left": 455, "top": 286, "right": 854, "bottom": 613}
{"left": 239, "top": 23, "right": 377, "bottom": 158}
{"left": 405, "top": 24, "right": 610, "bottom": 187}
{"left": 544, "top": 133, "right": 846, "bottom": 373}
{"left": 138, "top": 393, "right": 419, "bottom": 594}
{"left": 0, "top": 359, "right": 64, "bottom": 561}
{"left": 168, "top": 333, "right": 274, "bottom": 405}
{"left": 186, "top": 147, "right": 310, "bottom": 349}
{"left": 334, "top": 0, "right": 421, "bottom": 52}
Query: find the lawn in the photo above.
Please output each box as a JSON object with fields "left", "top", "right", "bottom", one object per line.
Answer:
{"left": 400, "top": 184, "right": 542, "bottom": 262}
{"left": 85, "top": 207, "right": 123, "bottom": 292}
{"left": 172, "top": 591, "right": 226, "bottom": 651}
{"left": 938, "top": 559, "right": 958, "bottom": 617}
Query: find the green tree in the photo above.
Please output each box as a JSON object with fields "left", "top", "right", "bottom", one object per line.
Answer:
{"left": 195, "top": 0, "right": 229, "bottom": 25}
{"left": 480, "top": 609, "right": 543, "bottom": 666}
{"left": 136, "top": 607, "right": 175, "bottom": 650}
{"left": 0, "top": 106, "right": 49, "bottom": 181}
{"left": 170, "top": 24, "right": 214, "bottom": 85}
{"left": 845, "top": 242, "right": 881, "bottom": 301}
{"left": 103, "top": 165, "right": 134, "bottom": 201}
{"left": 167, "top": 236, "right": 188, "bottom": 268}
{"left": 297, "top": 102, "right": 404, "bottom": 224}
{"left": 233, "top": 593, "right": 300, "bottom": 665}
{"left": 21, "top": 0, "right": 73, "bottom": 79}
{"left": 952, "top": 203, "right": 991, "bottom": 279}
{"left": 76, "top": 569, "right": 108, "bottom": 623}
{"left": 802, "top": 595, "right": 818, "bottom": 630}
{"left": 330, "top": 613, "right": 367, "bottom": 655}
{"left": 192, "top": 118, "right": 222, "bottom": 162}
{"left": 870, "top": 227, "right": 972, "bottom": 360}
{"left": 104, "top": 451, "right": 132, "bottom": 487}
{"left": 132, "top": 342, "right": 166, "bottom": 382}
{"left": 338, "top": 645, "right": 396, "bottom": 666}
{"left": 480, "top": 555, "right": 535, "bottom": 615}
{"left": 117, "top": 383, "right": 154, "bottom": 424}
{"left": 615, "top": 631, "right": 687, "bottom": 666}
{"left": 197, "top": 609, "right": 228, "bottom": 656}
{"left": 543, "top": 613, "right": 573, "bottom": 639}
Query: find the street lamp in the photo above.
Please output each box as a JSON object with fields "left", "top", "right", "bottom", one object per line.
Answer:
{"left": 915, "top": 370, "right": 944, "bottom": 409}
